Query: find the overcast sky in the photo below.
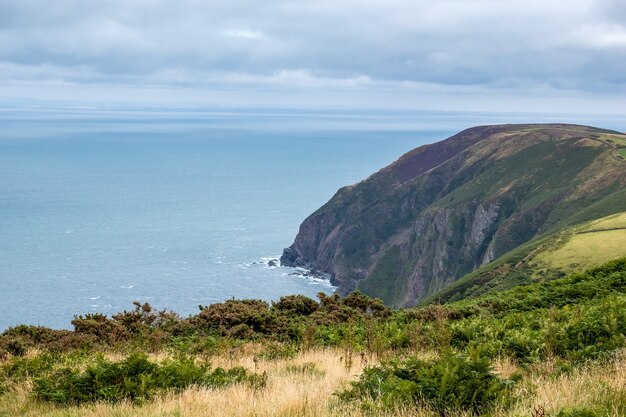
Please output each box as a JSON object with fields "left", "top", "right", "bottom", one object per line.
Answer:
{"left": 1, "top": 0, "right": 625, "bottom": 112}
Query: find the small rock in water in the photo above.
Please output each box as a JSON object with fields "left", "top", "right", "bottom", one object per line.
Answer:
{"left": 268, "top": 260, "right": 278, "bottom": 267}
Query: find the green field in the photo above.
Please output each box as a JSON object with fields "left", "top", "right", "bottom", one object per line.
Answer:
{"left": 535, "top": 212, "right": 626, "bottom": 272}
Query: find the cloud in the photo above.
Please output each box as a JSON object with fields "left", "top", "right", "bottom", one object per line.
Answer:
{"left": 0, "top": 0, "right": 624, "bottom": 111}
{"left": 222, "top": 29, "right": 265, "bottom": 39}
{"left": 576, "top": 24, "right": 626, "bottom": 48}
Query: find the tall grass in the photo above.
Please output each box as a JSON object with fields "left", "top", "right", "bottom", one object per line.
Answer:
{"left": 2, "top": 349, "right": 626, "bottom": 417}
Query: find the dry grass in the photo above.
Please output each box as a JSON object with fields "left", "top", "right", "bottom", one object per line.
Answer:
{"left": 527, "top": 354, "right": 626, "bottom": 417}
{"left": 2, "top": 349, "right": 626, "bottom": 417}
{"left": 0, "top": 349, "right": 373, "bottom": 417}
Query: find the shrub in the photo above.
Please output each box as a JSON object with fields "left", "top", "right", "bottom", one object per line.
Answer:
{"left": 71, "top": 313, "right": 129, "bottom": 344}
{"left": 272, "top": 295, "right": 319, "bottom": 316}
{"left": 0, "top": 325, "right": 96, "bottom": 353}
{"left": 1, "top": 353, "right": 57, "bottom": 384}
{"left": 339, "top": 351, "right": 517, "bottom": 416}
{"left": 166, "top": 335, "right": 221, "bottom": 356}
{"left": 112, "top": 302, "right": 181, "bottom": 336}
{"left": 341, "top": 292, "right": 391, "bottom": 318}
{"left": 313, "top": 292, "right": 391, "bottom": 326}
{"left": 4, "top": 337, "right": 27, "bottom": 357}
{"left": 33, "top": 352, "right": 250, "bottom": 405}
{"left": 193, "top": 299, "right": 273, "bottom": 336}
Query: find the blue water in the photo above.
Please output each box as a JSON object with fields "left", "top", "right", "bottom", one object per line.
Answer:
{"left": 1, "top": 107, "right": 624, "bottom": 330}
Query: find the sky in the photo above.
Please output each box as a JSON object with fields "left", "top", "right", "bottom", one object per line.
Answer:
{"left": 1, "top": 0, "right": 625, "bottom": 112}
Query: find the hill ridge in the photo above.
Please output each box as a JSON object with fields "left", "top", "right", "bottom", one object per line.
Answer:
{"left": 281, "top": 124, "right": 626, "bottom": 306}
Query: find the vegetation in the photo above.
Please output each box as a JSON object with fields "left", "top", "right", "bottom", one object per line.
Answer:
{"left": 282, "top": 124, "right": 626, "bottom": 306}
{"left": 339, "top": 351, "right": 518, "bottom": 415}
{"left": 2, "top": 258, "right": 626, "bottom": 416}
{"left": 429, "top": 211, "right": 626, "bottom": 303}
{"left": 535, "top": 212, "right": 626, "bottom": 272}
{"left": 33, "top": 353, "right": 252, "bottom": 405}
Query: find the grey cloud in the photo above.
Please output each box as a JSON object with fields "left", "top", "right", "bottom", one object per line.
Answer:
{"left": 0, "top": 0, "right": 625, "bottom": 109}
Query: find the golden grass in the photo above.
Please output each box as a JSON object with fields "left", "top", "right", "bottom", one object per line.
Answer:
{"left": 529, "top": 354, "right": 626, "bottom": 417}
{"left": 0, "top": 349, "right": 373, "bottom": 417}
{"left": 2, "top": 349, "right": 626, "bottom": 417}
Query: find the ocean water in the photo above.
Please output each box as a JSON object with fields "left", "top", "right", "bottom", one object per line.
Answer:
{"left": 1, "top": 107, "right": 624, "bottom": 330}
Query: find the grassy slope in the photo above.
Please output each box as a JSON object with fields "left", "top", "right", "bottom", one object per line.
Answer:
{"left": 535, "top": 212, "right": 626, "bottom": 272}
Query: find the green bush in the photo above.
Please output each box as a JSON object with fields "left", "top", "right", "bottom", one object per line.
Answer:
{"left": 71, "top": 313, "right": 129, "bottom": 344}
{"left": 2, "top": 353, "right": 57, "bottom": 380}
{"left": 33, "top": 352, "right": 249, "bottom": 405}
{"left": 0, "top": 325, "right": 96, "bottom": 353}
{"left": 272, "top": 295, "right": 319, "bottom": 316}
{"left": 112, "top": 302, "right": 181, "bottom": 335}
{"left": 339, "top": 351, "right": 517, "bottom": 416}
{"left": 556, "top": 408, "right": 599, "bottom": 417}
{"left": 193, "top": 299, "right": 274, "bottom": 336}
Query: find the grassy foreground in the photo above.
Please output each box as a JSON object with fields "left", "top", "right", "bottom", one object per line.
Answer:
{"left": 2, "top": 349, "right": 626, "bottom": 417}
{"left": 2, "top": 258, "right": 626, "bottom": 416}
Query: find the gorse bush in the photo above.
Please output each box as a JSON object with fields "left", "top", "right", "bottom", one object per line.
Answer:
{"left": 0, "top": 325, "right": 96, "bottom": 354}
{"left": 33, "top": 352, "right": 250, "bottom": 405}
{"left": 272, "top": 295, "right": 319, "bottom": 316}
{"left": 339, "top": 351, "right": 517, "bottom": 416}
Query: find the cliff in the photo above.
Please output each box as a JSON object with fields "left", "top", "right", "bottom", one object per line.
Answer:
{"left": 281, "top": 124, "right": 626, "bottom": 306}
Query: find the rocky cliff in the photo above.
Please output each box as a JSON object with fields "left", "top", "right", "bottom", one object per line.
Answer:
{"left": 281, "top": 124, "right": 626, "bottom": 306}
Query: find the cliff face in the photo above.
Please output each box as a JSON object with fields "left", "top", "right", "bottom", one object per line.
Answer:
{"left": 281, "top": 124, "right": 626, "bottom": 306}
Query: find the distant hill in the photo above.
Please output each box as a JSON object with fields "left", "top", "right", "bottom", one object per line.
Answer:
{"left": 281, "top": 124, "right": 626, "bottom": 306}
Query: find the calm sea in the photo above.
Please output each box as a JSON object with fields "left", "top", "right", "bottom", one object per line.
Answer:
{"left": 1, "top": 107, "right": 624, "bottom": 330}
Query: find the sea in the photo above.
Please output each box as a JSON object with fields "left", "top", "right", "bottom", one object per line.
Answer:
{"left": 1, "top": 106, "right": 624, "bottom": 330}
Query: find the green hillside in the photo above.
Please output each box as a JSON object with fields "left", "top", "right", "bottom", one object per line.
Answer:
{"left": 282, "top": 124, "right": 626, "bottom": 306}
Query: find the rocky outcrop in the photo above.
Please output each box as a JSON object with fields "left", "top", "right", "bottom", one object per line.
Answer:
{"left": 281, "top": 124, "right": 626, "bottom": 306}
